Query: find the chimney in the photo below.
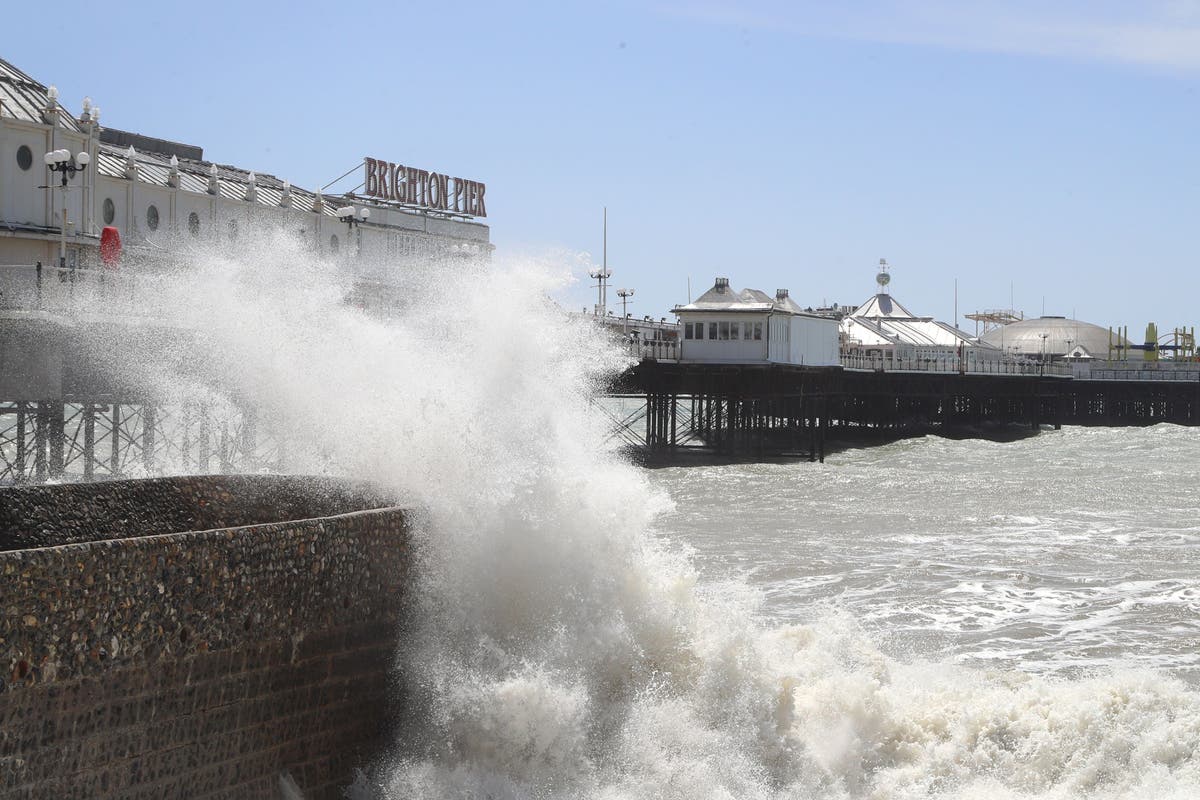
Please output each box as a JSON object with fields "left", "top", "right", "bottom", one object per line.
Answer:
{"left": 714, "top": 277, "right": 730, "bottom": 292}
{"left": 776, "top": 289, "right": 789, "bottom": 301}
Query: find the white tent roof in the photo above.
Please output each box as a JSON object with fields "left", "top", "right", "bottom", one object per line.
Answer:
{"left": 852, "top": 293, "right": 917, "bottom": 319}
{"left": 842, "top": 291, "right": 991, "bottom": 349}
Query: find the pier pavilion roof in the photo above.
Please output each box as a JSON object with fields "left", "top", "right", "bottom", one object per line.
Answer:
{"left": 0, "top": 58, "right": 82, "bottom": 132}
{"left": 842, "top": 288, "right": 988, "bottom": 351}
{"left": 851, "top": 292, "right": 918, "bottom": 319}
{"left": 675, "top": 278, "right": 816, "bottom": 316}
{"left": 93, "top": 142, "right": 339, "bottom": 217}
{"left": 979, "top": 316, "right": 1125, "bottom": 359}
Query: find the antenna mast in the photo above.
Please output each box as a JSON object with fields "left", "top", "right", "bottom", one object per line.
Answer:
{"left": 588, "top": 207, "right": 612, "bottom": 316}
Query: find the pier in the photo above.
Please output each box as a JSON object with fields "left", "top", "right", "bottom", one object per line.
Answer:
{"left": 4, "top": 264, "right": 1200, "bottom": 480}
{"left": 604, "top": 356, "right": 1200, "bottom": 462}
{"left": 1, "top": 264, "right": 274, "bottom": 485}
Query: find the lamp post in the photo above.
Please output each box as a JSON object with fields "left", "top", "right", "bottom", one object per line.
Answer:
{"left": 589, "top": 207, "right": 612, "bottom": 316}
{"left": 44, "top": 149, "right": 91, "bottom": 270}
{"left": 617, "top": 288, "right": 634, "bottom": 335}
{"left": 335, "top": 205, "right": 370, "bottom": 256}
{"left": 589, "top": 266, "right": 611, "bottom": 316}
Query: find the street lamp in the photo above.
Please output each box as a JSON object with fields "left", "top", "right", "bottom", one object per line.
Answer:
{"left": 44, "top": 149, "right": 91, "bottom": 269}
{"left": 617, "top": 288, "right": 634, "bottom": 335}
{"left": 589, "top": 266, "right": 611, "bottom": 317}
{"left": 335, "top": 205, "right": 370, "bottom": 227}
{"left": 335, "top": 205, "right": 370, "bottom": 257}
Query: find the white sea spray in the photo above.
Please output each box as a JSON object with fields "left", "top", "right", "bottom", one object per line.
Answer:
{"left": 81, "top": 228, "right": 1200, "bottom": 799}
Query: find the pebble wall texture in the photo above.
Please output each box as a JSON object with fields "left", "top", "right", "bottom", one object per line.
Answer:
{"left": 0, "top": 477, "right": 410, "bottom": 799}
{"left": 0, "top": 474, "right": 392, "bottom": 551}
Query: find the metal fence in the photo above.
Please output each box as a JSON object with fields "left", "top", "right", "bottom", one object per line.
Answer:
{"left": 1079, "top": 365, "right": 1200, "bottom": 382}
{"left": 840, "top": 352, "right": 1073, "bottom": 377}
{"left": 627, "top": 339, "right": 679, "bottom": 361}
{"left": 0, "top": 263, "right": 143, "bottom": 315}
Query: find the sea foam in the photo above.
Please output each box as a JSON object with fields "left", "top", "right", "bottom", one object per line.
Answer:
{"left": 83, "top": 228, "right": 1200, "bottom": 799}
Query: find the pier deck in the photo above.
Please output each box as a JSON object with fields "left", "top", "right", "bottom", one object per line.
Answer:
{"left": 605, "top": 360, "right": 1200, "bottom": 462}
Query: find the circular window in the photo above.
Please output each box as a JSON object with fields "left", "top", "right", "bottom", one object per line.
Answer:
{"left": 188, "top": 212, "right": 200, "bottom": 237}
{"left": 330, "top": 234, "right": 340, "bottom": 252}
{"left": 146, "top": 205, "right": 159, "bottom": 231}
{"left": 16, "top": 145, "right": 32, "bottom": 171}
{"left": 102, "top": 198, "right": 115, "bottom": 225}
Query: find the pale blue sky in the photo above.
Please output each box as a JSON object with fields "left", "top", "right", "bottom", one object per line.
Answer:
{"left": 8, "top": 1, "right": 1200, "bottom": 330}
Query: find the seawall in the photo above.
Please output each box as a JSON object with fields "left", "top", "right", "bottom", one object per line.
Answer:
{"left": 0, "top": 476, "right": 409, "bottom": 799}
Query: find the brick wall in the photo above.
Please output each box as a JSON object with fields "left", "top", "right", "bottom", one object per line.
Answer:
{"left": 0, "top": 478, "right": 409, "bottom": 799}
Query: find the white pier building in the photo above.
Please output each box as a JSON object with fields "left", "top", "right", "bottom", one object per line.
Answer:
{"left": 0, "top": 56, "right": 490, "bottom": 298}
{"left": 674, "top": 277, "right": 839, "bottom": 367}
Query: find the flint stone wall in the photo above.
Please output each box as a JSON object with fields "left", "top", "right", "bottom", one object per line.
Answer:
{"left": 0, "top": 474, "right": 391, "bottom": 551}
{"left": 0, "top": 476, "right": 409, "bottom": 799}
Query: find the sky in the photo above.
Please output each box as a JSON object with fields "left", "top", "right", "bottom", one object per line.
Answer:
{"left": 6, "top": 1, "right": 1200, "bottom": 331}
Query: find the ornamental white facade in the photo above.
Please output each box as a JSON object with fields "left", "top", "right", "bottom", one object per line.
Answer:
{"left": 0, "top": 57, "right": 489, "bottom": 285}
{"left": 674, "top": 278, "right": 839, "bottom": 367}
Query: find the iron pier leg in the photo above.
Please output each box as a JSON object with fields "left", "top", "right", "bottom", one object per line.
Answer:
{"left": 819, "top": 394, "right": 827, "bottom": 464}
{"left": 198, "top": 406, "right": 211, "bottom": 474}
{"left": 242, "top": 407, "right": 257, "bottom": 470}
{"left": 219, "top": 419, "right": 231, "bottom": 473}
{"left": 143, "top": 404, "right": 156, "bottom": 475}
{"left": 48, "top": 402, "right": 64, "bottom": 479}
{"left": 111, "top": 403, "right": 121, "bottom": 476}
{"left": 15, "top": 402, "right": 27, "bottom": 485}
{"left": 645, "top": 394, "right": 653, "bottom": 449}
{"left": 669, "top": 395, "right": 677, "bottom": 448}
{"left": 716, "top": 397, "right": 724, "bottom": 454}
{"left": 83, "top": 403, "right": 96, "bottom": 481}
{"left": 34, "top": 403, "right": 48, "bottom": 482}
{"left": 808, "top": 397, "right": 816, "bottom": 462}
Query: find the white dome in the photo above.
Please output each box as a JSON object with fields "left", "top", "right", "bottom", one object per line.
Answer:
{"left": 979, "top": 316, "right": 1126, "bottom": 358}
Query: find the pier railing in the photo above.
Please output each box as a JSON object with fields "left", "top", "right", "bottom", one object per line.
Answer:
{"left": 840, "top": 352, "right": 1072, "bottom": 377}
{"left": 1077, "top": 364, "right": 1200, "bottom": 382}
{"left": 0, "top": 263, "right": 145, "bottom": 317}
{"left": 628, "top": 339, "right": 679, "bottom": 361}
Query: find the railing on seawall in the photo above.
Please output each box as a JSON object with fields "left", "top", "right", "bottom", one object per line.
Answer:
{"left": 840, "top": 352, "right": 1072, "bottom": 377}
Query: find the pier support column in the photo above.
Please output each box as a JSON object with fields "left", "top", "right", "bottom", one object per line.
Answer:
{"left": 143, "top": 405, "right": 156, "bottom": 475}
{"left": 650, "top": 395, "right": 657, "bottom": 449}
{"left": 47, "top": 402, "right": 65, "bottom": 479}
{"left": 808, "top": 396, "right": 817, "bottom": 462}
{"left": 14, "top": 402, "right": 28, "bottom": 484}
{"left": 83, "top": 403, "right": 96, "bottom": 481}
{"left": 242, "top": 407, "right": 257, "bottom": 469}
{"left": 669, "top": 394, "right": 677, "bottom": 447}
{"left": 34, "top": 403, "right": 48, "bottom": 482}
{"left": 197, "top": 406, "right": 211, "bottom": 474}
{"left": 111, "top": 403, "right": 122, "bottom": 476}
{"left": 819, "top": 394, "right": 827, "bottom": 464}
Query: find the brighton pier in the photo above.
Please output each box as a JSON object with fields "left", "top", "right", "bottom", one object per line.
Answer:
{"left": 605, "top": 359, "right": 1200, "bottom": 464}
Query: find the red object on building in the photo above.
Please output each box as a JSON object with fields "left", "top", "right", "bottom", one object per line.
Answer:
{"left": 100, "top": 226, "right": 122, "bottom": 269}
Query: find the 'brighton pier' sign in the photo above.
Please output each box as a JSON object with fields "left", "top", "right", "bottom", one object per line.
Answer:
{"left": 362, "top": 157, "right": 486, "bottom": 218}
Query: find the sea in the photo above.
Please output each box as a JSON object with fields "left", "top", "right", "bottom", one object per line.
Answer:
{"left": 648, "top": 427, "right": 1200, "bottom": 685}
{"left": 76, "top": 234, "right": 1200, "bottom": 799}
